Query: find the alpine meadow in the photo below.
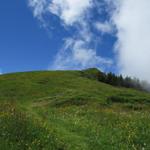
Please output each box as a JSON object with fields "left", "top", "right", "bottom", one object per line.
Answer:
{"left": 1, "top": 69, "right": 150, "bottom": 149}
{"left": 1, "top": 0, "right": 150, "bottom": 149}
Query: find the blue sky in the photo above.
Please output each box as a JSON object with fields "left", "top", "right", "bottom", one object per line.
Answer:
{"left": 0, "top": 0, "right": 117, "bottom": 74}
{"left": 0, "top": 0, "right": 59, "bottom": 73}
{"left": 1, "top": 0, "right": 150, "bottom": 83}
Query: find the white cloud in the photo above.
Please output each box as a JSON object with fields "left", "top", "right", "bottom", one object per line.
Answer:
{"left": 107, "top": 0, "right": 150, "bottom": 82}
{"left": 28, "top": 0, "right": 113, "bottom": 71}
{"left": 95, "top": 21, "right": 113, "bottom": 34}
{"left": 50, "top": 38, "right": 112, "bottom": 70}
{"left": 28, "top": 0, "right": 47, "bottom": 20}
{"left": 28, "top": 0, "right": 93, "bottom": 25}
{"left": 49, "top": 0, "right": 93, "bottom": 25}
{"left": 28, "top": 0, "right": 150, "bottom": 78}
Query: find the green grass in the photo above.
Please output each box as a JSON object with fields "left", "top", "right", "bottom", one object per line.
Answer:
{"left": 1, "top": 70, "right": 150, "bottom": 149}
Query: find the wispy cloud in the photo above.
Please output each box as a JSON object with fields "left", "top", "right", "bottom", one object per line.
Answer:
{"left": 50, "top": 19, "right": 112, "bottom": 70}
{"left": 51, "top": 38, "right": 112, "bottom": 70}
{"left": 106, "top": 0, "right": 150, "bottom": 82}
{"left": 28, "top": 0, "right": 47, "bottom": 20}
{"left": 28, "top": 0, "right": 113, "bottom": 71}
{"left": 49, "top": 0, "right": 93, "bottom": 25}
{"left": 94, "top": 21, "right": 113, "bottom": 34}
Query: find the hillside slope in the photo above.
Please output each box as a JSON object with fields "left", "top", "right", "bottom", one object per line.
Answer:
{"left": 1, "top": 70, "right": 150, "bottom": 149}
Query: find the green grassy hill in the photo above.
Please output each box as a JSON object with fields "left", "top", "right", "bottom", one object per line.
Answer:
{"left": 1, "top": 70, "right": 150, "bottom": 150}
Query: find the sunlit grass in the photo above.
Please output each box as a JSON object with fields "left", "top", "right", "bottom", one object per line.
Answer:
{"left": 1, "top": 70, "right": 150, "bottom": 149}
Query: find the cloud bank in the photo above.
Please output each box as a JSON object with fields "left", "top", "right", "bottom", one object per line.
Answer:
{"left": 107, "top": 0, "right": 150, "bottom": 82}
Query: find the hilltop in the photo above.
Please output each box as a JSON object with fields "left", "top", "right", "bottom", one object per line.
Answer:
{"left": 1, "top": 69, "right": 150, "bottom": 149}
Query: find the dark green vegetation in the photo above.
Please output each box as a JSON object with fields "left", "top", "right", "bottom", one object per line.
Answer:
{"left": 1, "top": 69, "right": 150, "bottom": 149}
{"left": 82, "top": 68, "right": 150, "bottom": 92}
